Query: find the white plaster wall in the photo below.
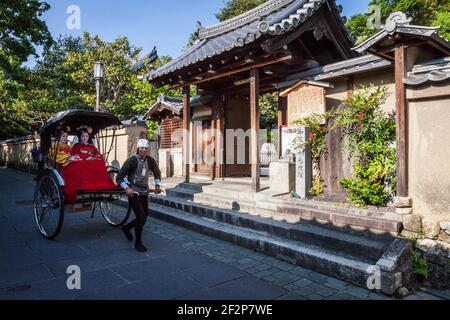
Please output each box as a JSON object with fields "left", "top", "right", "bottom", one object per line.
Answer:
{"left": 409, "top": 98, "right": 450, "bottom": 220}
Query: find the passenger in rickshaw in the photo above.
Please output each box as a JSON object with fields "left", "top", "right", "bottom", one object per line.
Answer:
{"left": 59, "top": 126, "right": 119, "bottom": 204}
{"left": 50, "top": 128, "right": 80, "bottom": 166}
{"left": 72, "top": 128, "right": 104, "bottom": 161}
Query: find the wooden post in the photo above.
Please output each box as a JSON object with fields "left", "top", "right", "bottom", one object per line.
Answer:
{"left": 183, "top": 86, "right": 191, "bottom": 183}
{"left": 216, "top": 96, "right": 225, "bottom": 179}
{"left": 346, "top": 76, "right": 354, "bottom": 97}
{"left": 395, "top": 45, "right": 408, "bottom": 197}
{"left": 250, "top": 69, "right": 260, "bottom": 192}
{"left": 192, "top": 121, "right": 198, "bottom": 174}
{"left": 278, "top": 95, "right": 287, "bottom": 158}
{"left": 211, "top": 103, "right": 216, "bottom": 180}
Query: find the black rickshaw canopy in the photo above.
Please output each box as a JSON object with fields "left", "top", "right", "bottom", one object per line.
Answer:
{"left": 39, "top": 109, "right": 122, "bottom": 154}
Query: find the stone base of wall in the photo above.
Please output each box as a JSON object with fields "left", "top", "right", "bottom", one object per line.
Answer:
{"left": 415, "top": 239, "right": 450, "bottom": 289}
{"left": 401, "top": 215, "right": 450, "bottom": 289}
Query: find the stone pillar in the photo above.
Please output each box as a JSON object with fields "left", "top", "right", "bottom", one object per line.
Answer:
{"left": 295, "top": 126, "right": 312, "bottom": 198}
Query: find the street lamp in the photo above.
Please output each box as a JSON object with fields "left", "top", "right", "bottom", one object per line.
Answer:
{"left": 94, "top": 61, "right": 104, "bottom": 112}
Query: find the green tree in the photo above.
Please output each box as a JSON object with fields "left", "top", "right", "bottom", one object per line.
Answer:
{"left": 215, "top": 0, "right": 266, "bottom": 22}
{"left": 0, "top": 61, "right": 31, "bottom": 139}
{"left": 259, "top": 92, "right": 278, "bottom": 130}
{"left": 0, "top": 0, "right": 52, "bottom": 74}
{"left": 185, "top": 0, "right": 266, "bottom": 49}
{"left": 0, "top": 0, "right": 53, "bottom": 137}
{"left": 346, "top": 0, "right": 450, "bottom": 43}
{"left": 23, "top": 36, "right": 88, "bottom": 123}
{"left": 25, "top": 33, "right": 177, "bottom": 121}
{"left": 335, "top": 85, "right": 397, "bottom": 207}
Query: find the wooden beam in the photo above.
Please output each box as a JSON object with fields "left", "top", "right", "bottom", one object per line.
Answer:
{"left": 395, "top": 45, "right": 408, "bottom": 197}
{"left": 250, "top": 69, "right": 261, "bottom": 192}
{"left": 278, "top": 95, "right": 287, "bottom": 158}
{"left": 368, "top": 49, "right": 395, "bottom": 61}
{"left": 298, "top": 38, "right": 315, "bottom": 60}
{"left": 377, "top": 39, "right": 428, "bottom": 55}
{"left": 318, "top": 9, "right": 354, "bottom": 59}
{"left": 426, "top": 38, "right": 450, "bottom": 56}
{"left": 183, "top": 86, "right": 191, "bottom": 183}
{"left": 175, "top": 55, "right": 292, "bottom": 88}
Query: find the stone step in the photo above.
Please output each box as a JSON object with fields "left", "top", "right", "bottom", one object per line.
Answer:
{"left": 270, "top": 197, "right": 402, "bottom": 222}
{"left": 143, "top": 199, "right": 412, "bottom": 295}
{"left": 177, "top": 182, "right": 402, "bottom": 221}
{"left": 150, "top": 195, "right": 391, "bottom": 262}
{"left": 148, "top": 201, "right": 374, "bottom": 289}
{"left": 165, "top": 187, "right": 402, "bottom": 235}
{"left": 177, "top": 182, "right": 273, "bottom": 201}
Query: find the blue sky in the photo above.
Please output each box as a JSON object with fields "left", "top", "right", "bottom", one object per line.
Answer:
{"left": 31, "top": 0, "right": 370, "bottom": 65}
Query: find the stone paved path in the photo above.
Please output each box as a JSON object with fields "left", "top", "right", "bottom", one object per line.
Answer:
{"left": 0, "top": 168, "right": 443, "bottom": 300}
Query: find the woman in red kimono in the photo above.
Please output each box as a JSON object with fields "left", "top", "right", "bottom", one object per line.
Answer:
{"left": 62, "top": 127, "right": 118, "bottom": 203}
{"left": 72, "top": 129, "right": 103, "bottom": 161}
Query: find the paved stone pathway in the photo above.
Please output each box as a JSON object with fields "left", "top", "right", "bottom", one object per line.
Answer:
{"left": 0, "top": 168, "right": 443, "bottom": 300}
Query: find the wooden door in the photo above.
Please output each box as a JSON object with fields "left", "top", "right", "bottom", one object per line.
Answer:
{"left": 198, "top": 121, "right": 212, "bottom": 173}
{"left": 224, "top": 96, "right": 251, "bottom": 176}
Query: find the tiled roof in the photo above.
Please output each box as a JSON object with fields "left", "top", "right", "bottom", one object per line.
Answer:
{"left": 353, "top": 12, "right": 450, "bottom": 55}
{"left": 404, "top": 57, "right": 450, "bottom": 86}
{"left": 148, "top": 0, "right": 349, "bottom": 82}
{"left": 276, "top": 54, "right": 392, "bottom": 88}
{"left": 143, "top": 94, "right": 212, "bottom": 120}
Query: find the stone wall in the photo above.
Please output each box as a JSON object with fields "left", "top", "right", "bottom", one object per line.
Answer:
{"left": 400, "top": 83, "right": 450, "bottom": 289}
{"left": 0, "top": 135, "right": 41, "bottom": 173}
{"left": 287, "top": 68, "right": 450, "bottom": 289}
{"left": 0, "top": 124, "right": 149, "bottom": 173}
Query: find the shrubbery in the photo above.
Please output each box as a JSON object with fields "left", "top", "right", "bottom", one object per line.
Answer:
{"left": 294, "top": 85, "right": 397, "bottom": 207}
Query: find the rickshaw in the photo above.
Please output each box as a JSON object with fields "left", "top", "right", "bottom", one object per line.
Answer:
{"left": 33, "top": 109, "right": 131, "bottom": 240}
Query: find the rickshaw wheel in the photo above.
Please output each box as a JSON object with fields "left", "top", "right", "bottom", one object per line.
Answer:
{"left": 99, "top": 165, "right": 131, "bottom": 227}
{"left": 33, "top": 171, "right": 64, "bottom": 240}
{"left": 100, "top": 200, "right": 131, "bottom": 227}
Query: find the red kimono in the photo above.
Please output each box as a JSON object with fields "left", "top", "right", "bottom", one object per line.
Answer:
{"left": 72, "top": 143, "right": 103, "bottom": 160}
{"left": 61, "top": 143, "right": 119, "bottom": 203}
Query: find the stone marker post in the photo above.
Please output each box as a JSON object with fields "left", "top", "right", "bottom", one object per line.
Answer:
{"left": 295, "top": 126, "right": 312, "bottom": 198}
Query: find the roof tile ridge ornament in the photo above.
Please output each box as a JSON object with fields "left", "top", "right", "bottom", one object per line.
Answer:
{"left": 352, "top": 11, "right": 443, "bottom": 54}
{"left": 382, "top": 11, "right": 412, "bottom": 34}
{"left": 198, "top": 0, "right": 295, "bottom": 40}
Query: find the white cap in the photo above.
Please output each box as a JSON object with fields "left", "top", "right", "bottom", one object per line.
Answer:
{"left": 137, "top": 139, "right": 151, "bottom": 149}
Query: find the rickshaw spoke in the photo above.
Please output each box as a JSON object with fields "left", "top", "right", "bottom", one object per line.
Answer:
{"left": 34, "top": 174, "right": 63, "bottom": 238}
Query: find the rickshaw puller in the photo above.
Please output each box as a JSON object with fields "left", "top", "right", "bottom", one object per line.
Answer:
{"left": 116, "top": 139, "right": 161, "bottom": 252}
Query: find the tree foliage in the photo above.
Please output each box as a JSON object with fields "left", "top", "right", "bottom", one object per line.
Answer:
{"left": 0, "top": 63, "right": 31, "bottom": 139}
{"left": 185, "top": 0, "right": 266, "bottom": 49}
{"left": 2, "top": 32, "right": 177, "bottom": 138}
{"left": 215, "top": 0, "right": 266, "bottom": 22}
{"left": 335, "top": 85, "right": 397, "bottom": 207}
{"left": 0, "top": 0, "right": 52, "bottom": 74}
{"left": 346, "top": 0, "right": 450, "bottom": 43}
{"left": 0, "top": 0, "right": 180, "bottom": 139}
{"left": 0, "top": 0, "right": 53, "bottom": 138}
